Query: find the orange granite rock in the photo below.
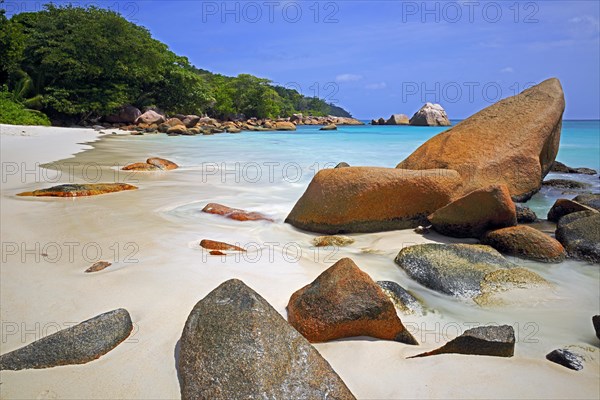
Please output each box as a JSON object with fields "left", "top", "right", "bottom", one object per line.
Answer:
{"left": 17, "top": 183, "right": 137, "bottom": 197}
{"left": 202, "top": 203, "right": 273, "bottom": 222}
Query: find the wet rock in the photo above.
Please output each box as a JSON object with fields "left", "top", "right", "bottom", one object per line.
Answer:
{"left": 428, "top": 185, "right": 517, "bottom": 238}
{"left": 377, "top": 281, "right": 423, "bottom": 314}
{"left": 122, "top": 162, "right": 159, "bottom": 171}
{"left": 335, "top": 162, "right": 350, "bottom": 168}
{"left": 516, "top": 204, "right": 537, "bottom": 223}
{"left": 551, "top": 161, "right": 597, "bottom": 175}
{"left": 287, "top": 258, "right": 418, "bottom": 344}
{"left": 573, "top": 194, "right": 600, "bottom": 211}
{"left": 320, "top": 124, "right": 337, "bottom": 131}
{"left": 394, "top": 243, "right": 548, "bottom": 304}
{"left": 202, "top": 203, "right": 273, "bottom": 222}
{"left": 286, "top": 167, "right": 463, "bottom": 234}
{"left": 17, "top": 183, "right": 137, "bottom": 197}
{"left": 209, "top": 250, "right": 226, "bottom": 256}
{"left": 85, "top": 261, "right": 112, "bottom": 273}
{"left": 555, "top": 212, "right": 600, "bottom": 263}
{"left": 179, "top": 279, "right": 355, "bottom": 400}
{"left": 147, "top": 157, "right": 178, "bottom": 170}
{"left": 409, "top": 103, "right": 451, "bottom": 126}
{"left": 410, "top": 325, "right": 515, "bottom": 358}
{"left": 543, "top": 179, "right": 591, "bottom": 190}
{"left": 414, "top": 225, "right": 431, "bottom": 234}
{"left": 481, "top": 225, "right": 566, "bottom": 263}
{"left": 0, "top": 309, "right": 132, "bottom": 370}
{"left": 398, "top": 79, "right": 565, "bottom": 201}
{"left": 546, "top": 348, "right": 584, "bottom": 371}
{"left": 199, "top": 239, "right": 245, "bottom": 252}
{"left": 593, "top": 315, "right": 600, "bottom": 340}
{"left": 312, "top": 235, "right": 355, "bottom": 247}
{"left": 547, "top": 199, "right": 597, "bottom": 222}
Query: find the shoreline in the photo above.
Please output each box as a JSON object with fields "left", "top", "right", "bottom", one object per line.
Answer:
{"left": 0, "top": 125, "right": 599, "bottom": 399}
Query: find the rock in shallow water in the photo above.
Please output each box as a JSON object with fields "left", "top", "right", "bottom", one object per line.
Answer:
{"left": 573, "top": 194, "right": 600, "bottom": 211}
{"left": 287, "top": 258, "right": 418, "bottom": 344}
{"left": 17, "top": 183, "right": 137, "bottom": 197}
{"left": 179, "top": 279, "right": 355, "bottom": 400}
{"left": 547, "top": 199, "right": 597, "bottom": 222}
{"left": 543, "top": 179, "right": 592, "bottom": 190}
{"left": 394, "top": 244, "right": 549, "bottom": 304}
{"left": 555, "top": 212, "right": 600, "bottom": 263}
{"left": 481, "top": 225, "right": 565, "bottom": 263}
{"left": 312, "top": 235, "right": 355, "bottom": 247}
{"left": 0, "top": 309, "right": 132, "bottom": 370}
{"left": 397, "top": 78, "right": 565, "bottom": 201}
{"left": 428, "top": 184, "right": 517, "bottom": 238}
{"left": 85, "top": 261, "right": 112, "bottom": 273}
{"left": 199, "top": 239, "right": 245, "bottom": 252}
{"left": 202, "top": 203, "right": 273, "bottom": 222}
{"left": 377, "top": 281, "right": 423, "bottom": 315}
{"left": 286, "top": 167, "right": 463, "bottom": 234}
{"left": 410, "top": 325, "right": 515, "bottom": 358}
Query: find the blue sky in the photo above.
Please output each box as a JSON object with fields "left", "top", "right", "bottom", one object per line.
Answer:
{"left": 7, "top": 1, "right": 600, "bottom": 119}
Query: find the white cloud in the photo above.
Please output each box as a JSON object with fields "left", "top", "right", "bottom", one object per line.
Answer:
{"left": 365, "top": 82, "right": 387, "bottom": 90}
{"left": 335, "top": 74, "right": 363, "bottom": 82}
{"left": 500, "top": 67, "right": 514, "bottom": 73}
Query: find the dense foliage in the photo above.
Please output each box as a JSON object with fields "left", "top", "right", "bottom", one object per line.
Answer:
{"left": 0, "top": 4, "right": 350, "bottom": 124}
{"left": 0, "top": 89, "right": 51, "bottom": 125}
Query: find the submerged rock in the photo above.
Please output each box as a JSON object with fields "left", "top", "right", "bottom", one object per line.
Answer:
{"left": 286, "top": 167, "right": 463, "bottom": 234}
{"left": 543, "top": 179, "right": 591, "bottom": 190}
{"left": 409, "top": 103, "right": 450, "bottom": 126}
{"left": 287, "top": 258, "right": 418, "bottom": 344}
{"left": 320, "top": 124, "right": 337, "bottom": 131}
{"left": 428, "top": 184, "right": 517, "bottom": 238}
{"left": 394, "top": 244, "right": 548, "bottom": 304}
{"left": 481, "top": 225, "right": 566, "bottom": 263}
{"left": 179, "top": 279, "right": 355, "bottom": 400}
{"left": 377, "top": 281, "right": 423, "bottom": 315}
{"left": 85, "top": 261, "right": 112, "bottom": 273}
{"left": 547, "top": 199, "right": 597, "bottom": 222}
{"left": 0, "top": 309, "right": 132, "bottom": 370}
{"left": 312, "top": 235, "right": 355, "bottom": 247}
{"left": 199, "top": 239, "right": 245, "bottom": 252}
{"left": 202, "top": 203, "right": 273, "bottom": 222}
{"left": 555, "top": 212, "right": 600, "bottom": 263}
{"left": 516, "top": 204, "right": 537, "bottom": 223}
{"left": 397, "top": 78, "right": 565, "bottom": 201}
{"left": 410, "top": 325, "right": 515, "bottom": 358}
{"left": 17, "top": 183, "right": 137, "bottom": 197}
{"left": 546, "top": 348, "right": 584, "bottom": 371}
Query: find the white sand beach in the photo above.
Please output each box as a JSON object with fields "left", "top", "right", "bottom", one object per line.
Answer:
{"left": 0, "top": 125, "right": 599, "bottom": 399}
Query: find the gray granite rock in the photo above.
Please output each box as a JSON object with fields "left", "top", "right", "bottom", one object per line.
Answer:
{"left": 0, "top": 309, "right": 132, "bottom": 370}
{"left": 410, "top": 325, "right": 515, "bottom": 358}
{"left": 179, "top": 279, "right": 355, "bottom": 400}
{"left": 555, "top": 212, "right": 600, "bottom": 263}
{"left": 377, "top": 281, "right": 423, "bottom": 314}
{"left": 546, "top": 348, "right": 584, "bottom": 371}
{"left": 516, "top": 204, "right": 537, "bottom": 223}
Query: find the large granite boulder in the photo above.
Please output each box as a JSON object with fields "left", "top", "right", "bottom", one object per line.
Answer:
{"left": 286, "top": 167, "right": 463, "bottom": 233}
{"left": 398, "top": 78, "right": 565, "bottom": 201}
{"left": 409, "top": 103, "right": 451, "bottom": 126}
{"left": 573, "top": 194, "right": 600, "bottom": 211}
{"left": 481, "top": 225, "right": 565, "bottom": 263}
{"left": 547, "top": 199, "right": 597, "bottom": 222}
{"left": 17, "top": 183, "right": 137, "bottom": 197}
{"left": 428, "top": 185, "right": 516, "bottom": 238}
{"left": 105, "top": 105, "right": 141, "bottom": 124}
{"left": 386, "top": 114, "right": 410, "bottom": 125}
{"left": 0, "top": 309, "right": 132, "bottom": 370}
{"left": 555, "top": 212, "right": 600, "bottom": 263}
{"left": 135, "top": 110, "right": 165, "bottom": 125}
{"left": 287, "top": 258, "right": 417, "bottom": 344}
{"left": 410, "top": 325, "right": 515, "bottom": 358}
{"left": 179, "top": 279, "right": 355, "bottom": 400}
{"left": 394, "top": 244, "right": 549, "bottom": 305}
